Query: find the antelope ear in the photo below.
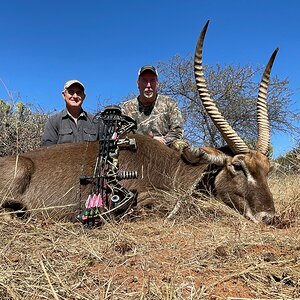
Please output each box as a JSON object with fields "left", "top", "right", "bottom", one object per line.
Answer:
{"left": 182, "top": 146, "right": 227, "bottom": 166}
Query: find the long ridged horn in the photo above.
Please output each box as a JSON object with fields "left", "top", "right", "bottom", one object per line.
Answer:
{"left": 194, "top": 21, "right": 250, "bottom": 154}
{"left": 255, "top": 48, "right": 279, "bottom": 155}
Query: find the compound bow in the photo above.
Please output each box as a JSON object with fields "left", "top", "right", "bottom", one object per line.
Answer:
{"left": 78, "top": 105, "right": 138, "bottom": 226}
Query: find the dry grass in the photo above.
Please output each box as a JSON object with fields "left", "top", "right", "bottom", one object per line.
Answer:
{"left": 0, "top": 172, "right": 299, "bottom": 299}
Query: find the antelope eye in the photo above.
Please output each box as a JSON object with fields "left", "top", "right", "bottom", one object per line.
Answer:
{"left": 233, "top": 163, "right": 243, "bottom": 171}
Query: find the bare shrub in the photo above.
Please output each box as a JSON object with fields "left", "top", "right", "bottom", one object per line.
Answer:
{"left": 0, "top": 100, "right": 48, "bottom": 156}
{"left": 276, "top": 147, "right": 300, "bottom": 173}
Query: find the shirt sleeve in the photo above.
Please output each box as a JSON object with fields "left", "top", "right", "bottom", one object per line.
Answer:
{"left": 121, "top": 101, "right": 134, "bottom": 118}
{"left": 164, "top": 100, "right": 184, "bottom": 145}
{"left": 41, "top": 116, "right": 59, "bottom": 146}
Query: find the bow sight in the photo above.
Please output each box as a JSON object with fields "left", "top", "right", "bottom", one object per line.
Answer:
{"left": 78, "top": 105, "right": 138, "bottom": 226}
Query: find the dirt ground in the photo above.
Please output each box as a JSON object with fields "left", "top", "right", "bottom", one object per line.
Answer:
{"left": 0, "top": 173, "right": 299, "bottom": 300}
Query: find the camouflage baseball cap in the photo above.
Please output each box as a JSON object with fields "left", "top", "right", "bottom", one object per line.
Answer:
{"left": 138, "top": 65, "right": 158, "bottom": 77}
{"left": 63, "top": 80, "right": 85, "bottom": 91}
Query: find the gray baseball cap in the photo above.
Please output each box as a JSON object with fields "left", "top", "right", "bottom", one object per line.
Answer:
{"left": 138, "top": 65, "right": 158, "bottom": 77}
{"left": 63, "top": 80, "right": 85, "bottom": 91}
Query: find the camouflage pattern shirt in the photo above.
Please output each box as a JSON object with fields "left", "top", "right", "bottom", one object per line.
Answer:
{"left": 121, "top": 94, "right": 183, "bottom": 145}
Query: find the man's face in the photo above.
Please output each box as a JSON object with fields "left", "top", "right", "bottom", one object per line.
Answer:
{"left": 62, "top": 84, "right": 85, "bottom": 108}
{"left": 137, "top": 71, "right": 158, "bottom": 102}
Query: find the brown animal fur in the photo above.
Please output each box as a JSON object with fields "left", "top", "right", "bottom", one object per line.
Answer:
{"left": 0, "top": 133, "right": 275, "bottom": 223}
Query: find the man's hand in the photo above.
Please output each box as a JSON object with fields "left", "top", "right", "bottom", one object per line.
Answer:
{"left": 153, "top": 136, "right": 166, "bottom": 144}
{"left": 148, "top": 131, "right": 166, "bottom": 144}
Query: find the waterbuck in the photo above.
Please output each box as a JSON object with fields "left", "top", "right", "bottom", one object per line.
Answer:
{"left": 0, "top": 21, "right": 278, "bottom": 224}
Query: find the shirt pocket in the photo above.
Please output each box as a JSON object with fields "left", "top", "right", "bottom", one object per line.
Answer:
{"left": 83, "top": 126, "right": 97, "bottom": 141}
{"left": 58, "top": 128, "right": 73, "bottom": 144}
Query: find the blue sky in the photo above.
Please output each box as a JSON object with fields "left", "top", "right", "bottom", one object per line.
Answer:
{"left": 1, "top": 0, "right": 299, "bottom": 157}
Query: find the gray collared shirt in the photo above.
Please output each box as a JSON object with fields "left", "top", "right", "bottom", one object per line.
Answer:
{"left": 42, "top": 108, "right": 101, "bottom": 146}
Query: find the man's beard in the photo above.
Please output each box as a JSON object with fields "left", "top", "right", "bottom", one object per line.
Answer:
{"left": 143, "top": 89, "right": 154, "bottom": 99}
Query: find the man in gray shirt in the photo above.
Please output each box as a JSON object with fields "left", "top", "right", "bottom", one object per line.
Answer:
{"left": 42, "top": 80, "right": 101, "bottom": 146}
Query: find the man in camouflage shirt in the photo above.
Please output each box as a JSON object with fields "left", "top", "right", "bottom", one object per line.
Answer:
{"left": 121, "top": 65, "right": 183, "bottom": 146}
